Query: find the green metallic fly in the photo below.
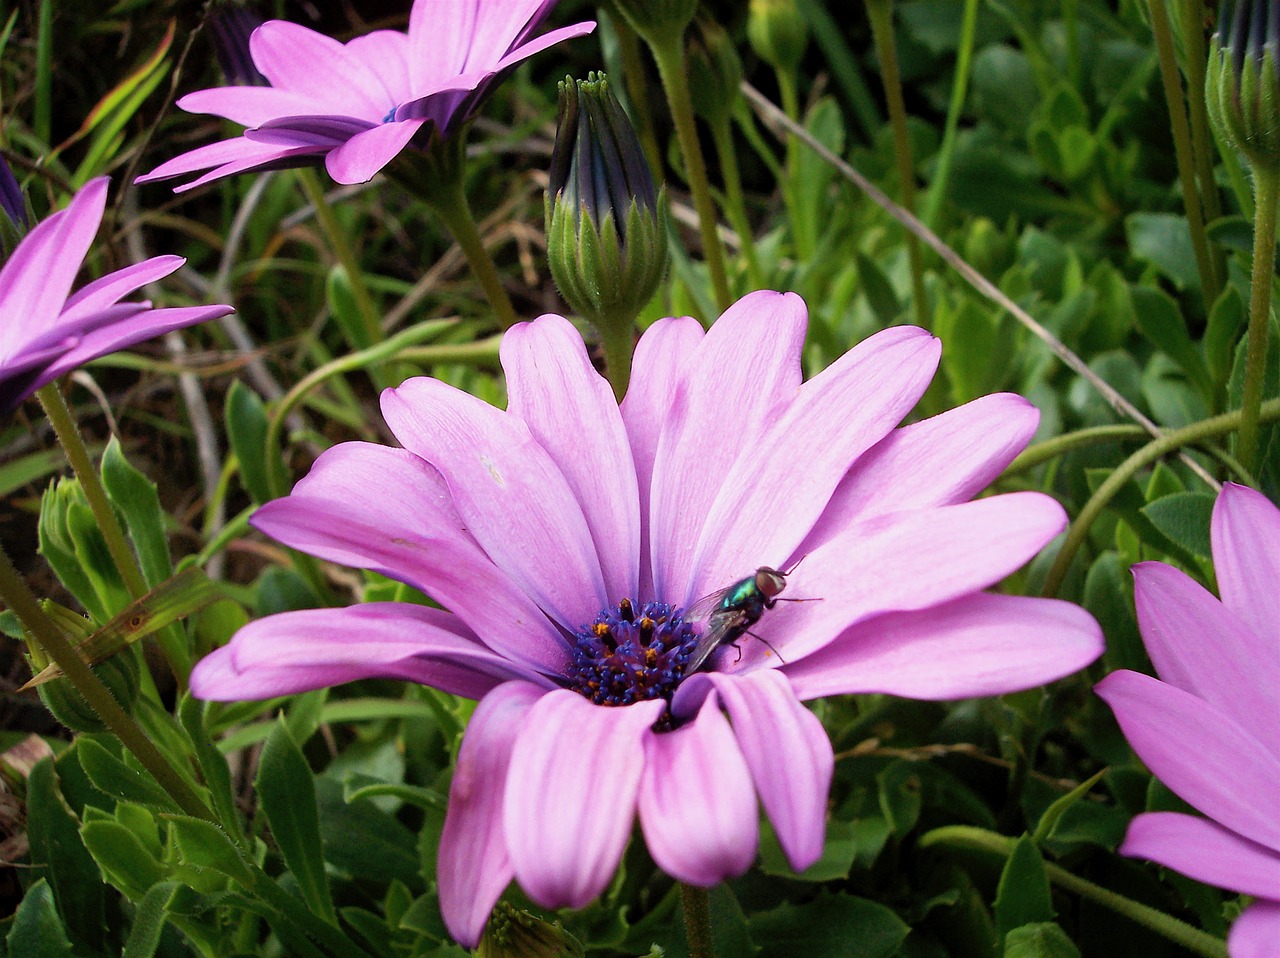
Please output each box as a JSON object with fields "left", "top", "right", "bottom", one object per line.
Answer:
{"left": 683, "top": 563, "right": 814, "bottom": 675}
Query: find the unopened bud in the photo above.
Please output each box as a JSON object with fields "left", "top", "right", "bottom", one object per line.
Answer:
{"left": 1206, "top": 0, "right": 1280, "bottom": 172}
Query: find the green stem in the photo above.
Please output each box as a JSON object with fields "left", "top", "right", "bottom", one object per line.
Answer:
{"left": 710, "top": 116, "right": 764, "bottom": 288}
{"left": 610, "top": 9, "right": 665, "bottom": 182}
{"left": 1147, "top": 0, "right": 1221, "bottom": 299}
{"left": 680, "top": 883, "right": 715, "bottom": 958}
{"left": 1237, "top": 164, "right": 1279, "bottom": 473}
{"left": 1042, "top": 398, "right": 1280, "bottom": 597}
{"left": 0, "top": 545, "right": 213, "bottom": 822}
{"left": 919, "top": 826, "right": 1227, "bottom": 958}
{"left": 35, "top": 384, "right": 148, "bottom": 601}
{"left": 776, "top": 67, "right": 813, "bottom": 262}
{"left": 296, "top": 169, "right": 383, "bottom": 349}
{"left": 427, "top": 172, "right": 519, "bottom": 331}
{"left": 599, "top": 321, "right": 634, "bottom": 403}
{"left": 920, "top": 0, "right": 979, "bottom": 228}
{"left": 1179, "top": 0, "right": 1226, "bottom": 290}
{"left": 865, "top": 0, "right": 927, "bottom": 324}
{"left": 647, "top": 26, "right": 733, "bottom": 312}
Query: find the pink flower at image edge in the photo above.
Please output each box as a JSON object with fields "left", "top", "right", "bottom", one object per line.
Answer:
{"left": 189, "top": 291, "right": 1105, "bottom": 946}
{"left": 1096, "top": 483, "right": 1280, "bottom": 958}
{"left": 0, "top": 176, "right": 233, "bottom": 411}
{"left": 136, "top": 0, "right": 595, "bottom": 191}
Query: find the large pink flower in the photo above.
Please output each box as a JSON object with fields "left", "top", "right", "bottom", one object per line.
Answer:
{"left": 190, "top": 291, "right": 1103, "bottom": 946}
{"left": 1096, "top": 483, "right": 1280, "bottom": 958}
{"left": 137, "top": 0, "right": 594, "bottom": 191}
{"left": 0, "top": 176, "right": 233, "bottom": 411}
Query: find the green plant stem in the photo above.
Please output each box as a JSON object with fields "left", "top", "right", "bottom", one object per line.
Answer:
{"left": 776, "top": 66, "right": 814, "bottom": 262}
{"left": 1147, "top": 0, "right": 1221, "bottom": 299}
{"left": 599, "top": 321, "right": 634, "bottom": 403}
{"left": 36, "top": 384, "right": 146, "bottom": 600}
{"left": 680, "top": 883, "right": 715, "bottom": 958}
{"left": 919, "top": 826, "right": 1227, "bottom": 958}
{"left": 1041, "top": 398, "right": 1280, "bottom": 597}
{"left": 428, "top": 172, "right": 519, "bottom": 330}
{"left": 0, "top": 544, "right": 213, "bottom": 822}
{"left": 710, "top": 117, "right": 764, "bottom": 288}
{"left": 1237, "top": 164, "right": 1279, "bottom": 473}
{"left": 1179, "top": 0, "right": 1226, "bottom": 287}
{"left": 865, "top": 0, "right": 927, "bottom": 324}
{"left": 296, "top": 169, "right": 383, "bottom": 349}
{"left": 647, "top": 26, "right": 732, "bottom": 312}
{"left": 920, "top": 0, "right": 979, "bottom": 228}
{"left": 610, "top": 9, "right": 665, "bottom": 181}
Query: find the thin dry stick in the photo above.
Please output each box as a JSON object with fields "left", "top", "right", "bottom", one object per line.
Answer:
{"left": 741, "top": 81, "right": 1219, "bottom": 491}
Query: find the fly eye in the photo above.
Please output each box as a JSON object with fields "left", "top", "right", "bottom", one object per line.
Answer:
{"left": 756, "top": 568, "right": 788, "bottom": 597}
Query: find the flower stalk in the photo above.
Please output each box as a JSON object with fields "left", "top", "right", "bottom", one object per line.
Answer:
{"left": 919, "top": 826, "right": 1228, "bottom": 958}
{"left": 680, "top": 883, "right": 715, "bottom": 958}
{"left": 1239, "top": 162, "right": 1279, "bottom": 472}
{"left": 864, "top": 0, "right": 927, "bottom": 324}
{"left": 0, "top": 543, "right": 213, "bottom": 822}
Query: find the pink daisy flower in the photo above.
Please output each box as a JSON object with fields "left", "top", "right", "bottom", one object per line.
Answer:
{"left": 1097, "top": 483, "right": 1280, "bottom": 958}
{"left": 0, "top": 176, "right": 232, "bottom": 411}
{"left": 137, "top": 0, "right": 595, "bottom": 191}
{"left": 191, "top": 291, "right": 1103, "bottom": 946}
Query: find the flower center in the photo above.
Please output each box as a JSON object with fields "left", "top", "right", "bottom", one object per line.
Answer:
{"left": 565, "top": 599, "right": 699, "bottom": 707}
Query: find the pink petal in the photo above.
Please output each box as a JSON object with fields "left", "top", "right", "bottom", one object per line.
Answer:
{"left": 620, "top": 315, "right": 704, "bottom": 601}
{"left": 37, "top": 304, "right": 233, "bottom": 386}
{"left": 503, "top": 315, "right": 640, "bottom": 602}
{"left": 1229, "top": 901, "right": 1280, "bottom": 958}
{"left": 136, "top": 138, "right": 320, "bottom": 189}
{"left": 382, "top": 379, "right": 608, "bottom": 631}
{"left": 250, "top": 21, "right": 387, "bottom": 118}
{"left": 637, "top": 696, "right": 758, "bottom": 886}
{"left": 649, "top": 291, "right": 807, "bottom": 606}
{"left": 1212, "top": 482, "right": 1280, "bottom": 647}
{"left": 250, "top": 442, "right": 568, "bottom": 673}
{"left": 346, "top": 30, "right": 412, "bottom": 104}
{"left": 1095, "top": 671, "right": 1280, "bottom": 851}
{"left": 439, "top": 682, "right": 543, "bottom": 948}
{"left": 0, "top": 178, "right": 106, "bottom": 354}
{"left": 0, "top": 341, "right": 78, "bottom": 411}
{"left": 464, "top": 0, "right": 554, "bottom": 69}
{"left": 503, "top": 691, "right": 665, "bottom": 908}
{"left": 189, "top": 604, "right": 544, "bottom": 701}
{"left": 408, "top": 0, "right": 479, "bottom": 87}
{"left": 751, "top": 492, "right": 1068, "bottom": 666}
{"left": 489, "top": 21, "right": 598, "bottom": 75}
{"left": 324, "top": 119, "right": 426, "bottom": 184}
{"left": 784, "top": 592, "right": 1102, "bottom": 701}
{"left": 60, "top": 255, "right": 184, "bottom": 322}
{"left": 807, "top": 393, "right": 1039, "bottom": 546}
{"left": 689, "top": 326, "right": 940, "bottom": 602}
{"left": 1120, "top": 812, "right": 1280, "bottom": 899}
{"left": 689, "top": 670, "right": 832, "bottom": 872}
{"left": 1133, "top": 562, "right": 1279, "bottom": 754}
{"left": 176, "top": 86, "right": 330, "bottom": 127}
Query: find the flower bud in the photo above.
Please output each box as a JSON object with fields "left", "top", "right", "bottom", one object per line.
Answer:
{"left": 1206, "top": 0, "right": 1280, "bottom": 173}
{"left": 688, "top": 15, "right": 744, "bottom": 127}
{"left": 748, "top": 0, "right": 809, "bottom": 75}
{"left": 609, "top": 0, "right": 697, "bottom": 43}
{"left": 28, "top": 601, "right": 141, "bottom": 735}
{"left": 0, "top": 157, "right": 28, "bottom": 258}
{"left": 477, "top": 902, "right": 583, "bottom": 958}
{"left": 546, "top": 73, "right": 669, "bottom": 332}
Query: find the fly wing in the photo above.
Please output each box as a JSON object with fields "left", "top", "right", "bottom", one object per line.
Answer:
{"left": 683, "top": 608, "right": 747, "bottom": 676}
{"left": 684, "top": 585, "right": 733, "bottom": 623}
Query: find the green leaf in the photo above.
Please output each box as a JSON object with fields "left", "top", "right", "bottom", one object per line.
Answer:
{"left": 170, "top": 816, "right": 254, "bottom": 886}
{"left": 77, "top": 738, "right": 181, "bottom": 813}
{"left": 877, "top": 760, "right": 923, "bottom": 838}
{"left": 0, "top": 446, "right": 68, "bottom": 498}
{"left": 1141, "top": 492, "right": 1215, "bottom": 560}
{"left": 1205, "top": 285, "right": 1245, "bottom": 387}
{"left": 1130, "top": 286, "right": 1213, "bottom": 399}
{"left": 178, "top": 696, "right": 244, "bottom": 837}
{"left": 79, "top": 819, "right": 165, "bottom": 901}
{"left": 226, "top": 381, "right": 273, "bottom": 504}
{"left": 256, "top": 717, "right": 336, "bottom": 923}
{"left": 25, "top": 758, "right": 106, "bottom": 951}
{"left": 1032, "top": 769, "right": 1106, "bottom": 844}
{"left": 328, "top": 266, "right": 376, "bottom": 350}
{"left": 315, "top": 777, "right": 423, "bottom": 891}
{"left": 993, "top": 835, "right": 1055, "bottom": 943}
{"left": 100, "top": 436, "right": 172, "bottom": 588}
{"left": 121, "top": 881, "right": 181, "bottom": 958}
{"left": 5, "top": 880, "right": 74, "bottom": 958}
{"left": 752, "top": 891, "right": 909, "bottom": 958}
{"left": 1125, "top": 213, "right": 1201, "bottom": 292}
{"left": 1003, "top": 922, "right": 1081, "bottom": 958}
{"left": 855, "top": 252, "right": 900, "bottom": 325}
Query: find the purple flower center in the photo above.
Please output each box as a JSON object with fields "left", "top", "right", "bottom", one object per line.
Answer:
{"left": 565, "top": 599, "right": 699, "bottom": 708}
